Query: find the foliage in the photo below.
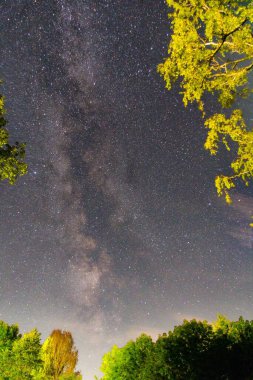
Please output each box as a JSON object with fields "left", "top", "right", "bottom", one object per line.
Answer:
{"left": 100, "top": 334, "right": 154, "bottom": 380}
{"left": 0, "top": 322, "right": 81, "bottom": 380}
{"left": 0, "top": 321, "right": 20, "bottom": 379}
{"left": 158, "top": 0, "right": 253, "bottom": 203}
{"left": 0, "top": 88, "right": 27, "bottom": 185}
{"left": 0, "top": 323, "right": 42, "bottom": 380}
{"left": 100, "top": 316, "right": 253, "bottom": 380}
{"left": 154, "top": 319, "right": 214, "bottom": 379}
{"left": 11, "top": 329, "right": 42, "bottom": 379}
{"left": 204, "top": 110, "right": 253, "bottom": 203}
{"left": 41, "top": 329, "right": 78, "bottom": 380}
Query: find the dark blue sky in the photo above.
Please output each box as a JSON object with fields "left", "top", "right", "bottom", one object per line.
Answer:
{"left": 1, "top": 1, "right": 253, "bottom": 378}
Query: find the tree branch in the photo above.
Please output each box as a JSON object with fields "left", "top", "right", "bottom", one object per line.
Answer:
{"left": 208, "top": 18, "right": 248, "bottom": 64}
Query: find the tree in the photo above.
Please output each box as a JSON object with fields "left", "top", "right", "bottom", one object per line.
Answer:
{"left": 154, "top": 319, "right": 214, "bottom": 380}
{"left": 0, "top": 87, "right": 27, "bottom": 185}
{"left": 11, "top": 329, "right": 42, "bottom": 379}
{"left": 0, "top": 321, "right": 82, "bottom": 380}
{"left": 0, "top": 321, "right": 20, "bottom": 378}
{"left": 0, "top": 322, "right": 43, "bottom": 379}
{"left": 100, "top": 334, "right": 154, "bottom": 380}
{"left": 158, "top": 1, "right": 253, "bottom": 204}
{"left": 41, "top": 330, "right": 78, "bottom": 380}
{"left": 0, "top": 320, "right": 20, "bottom": 346}
{"left": 100, "top": 316, "right": 253, "bottom": 380}
{"left": 212, "top": 315, "right": 253, "bottom": 379}
{"left": 58, "top": 373, "right": 82, "bottom": 380}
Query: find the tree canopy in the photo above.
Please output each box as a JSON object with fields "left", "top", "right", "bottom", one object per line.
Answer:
{"left": 158, "top": 0, "right": 253, "bottom": 204}
{"left": 0, "top": 88, "right": 27, "bottom": 185}
{"left": 100, "top": 334, "right": 154, "bottom": 380}
{"left": 0, "top": 321, "right": 81, "bottom": 380}
{"left": 41, "top": 330, "right": 78, "bottom": 380}
{"left": 100, "top": 315, "right": 253, "bottom": 380}
{"left": 2, "top": 316, "right": 253, "bottom": 379}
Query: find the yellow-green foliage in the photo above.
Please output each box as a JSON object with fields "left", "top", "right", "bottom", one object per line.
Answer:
{"left": 158, "top": 0, "right": 253, "bottom": 205}
{"left": 204, "top": 110, "right": 253, "bottom": 203}
{"left": 0, "top": 91, "right": 27, "bottom": 185}
{"left": 42, "top": 330, "right": 78, "bottom": 380}
{"left": 158, "top": 0, "right": 253, "bottom": 110}
{"left": 100, "top": 316, "right": 253, "bottom": 380}
{"left": 0, "top": 321, "right": 81, "bottom": 380}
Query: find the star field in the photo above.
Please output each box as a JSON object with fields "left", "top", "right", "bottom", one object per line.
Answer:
{"left": 1, "top": 1, "right": 253, "bottom": 378}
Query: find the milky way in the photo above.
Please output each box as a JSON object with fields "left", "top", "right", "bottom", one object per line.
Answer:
{"left": 1, "top": 1, "right": 253, "bottom": 378}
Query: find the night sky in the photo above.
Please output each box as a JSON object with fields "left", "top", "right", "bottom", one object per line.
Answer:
{"left": 1, "top": 1, "right": 253, "bottom": 378}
